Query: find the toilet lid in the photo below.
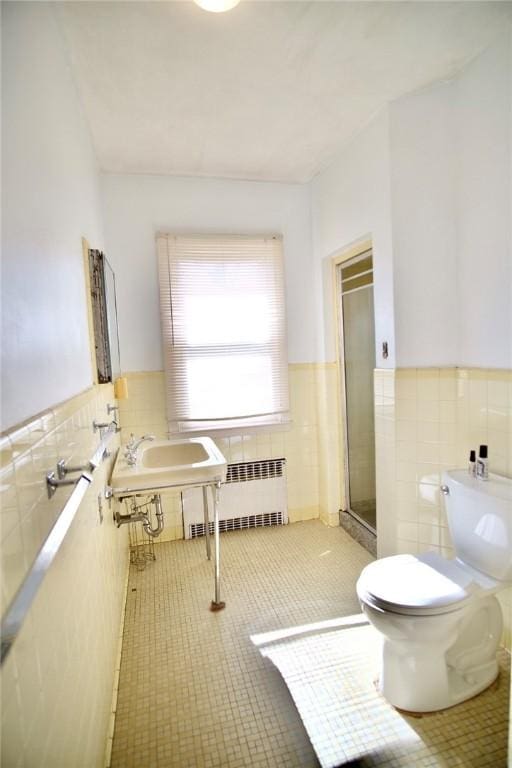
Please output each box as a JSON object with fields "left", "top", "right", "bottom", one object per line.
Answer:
{"left": 357, "top": 552, "right": 485, "bottom": 616}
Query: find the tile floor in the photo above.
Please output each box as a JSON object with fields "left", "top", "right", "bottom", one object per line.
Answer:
{"left": 110, "top": 521, "right": 510, "bottom": 767}
{"left": 260, "top": 620, "right": 510, "bottom": 768}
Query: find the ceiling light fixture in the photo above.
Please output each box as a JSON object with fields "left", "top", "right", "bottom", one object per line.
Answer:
{"left": 194, "top": 0, "right": 240, "bottom": 12}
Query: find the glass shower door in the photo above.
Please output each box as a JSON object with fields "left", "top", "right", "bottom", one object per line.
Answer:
{"left": 339, "top": 253, "right": 376, "bottom": 531}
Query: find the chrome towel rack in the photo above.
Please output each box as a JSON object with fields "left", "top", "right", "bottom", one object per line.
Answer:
{"left": 0, "top": 424, "right": 118, "bottom": 666}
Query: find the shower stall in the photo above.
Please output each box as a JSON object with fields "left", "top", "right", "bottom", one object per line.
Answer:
{"left": 337, "top": 250, "right": 376, "bottom": 533}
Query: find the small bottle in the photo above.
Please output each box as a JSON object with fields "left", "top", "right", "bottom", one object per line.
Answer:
{"left": 468, "top": 449, "right": 476, "bottom": 477}
{"left": 476, "top": 444, "right": 489, "bottom": 481}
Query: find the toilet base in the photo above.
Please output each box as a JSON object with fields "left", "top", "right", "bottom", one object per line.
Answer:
{"left": 378, "top": 658, "right": 499, "bottom": 714}
{"left": 386, "top": 666, "right": 500, "bottom": 716}
{"left": 362, "top": 594, "right": 503, "bottom": 713}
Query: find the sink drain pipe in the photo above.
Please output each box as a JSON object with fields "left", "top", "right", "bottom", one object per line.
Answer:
{"left": 115, "top": 494, "right": 164, "bottom": 537}
{"left": 143, "top": 494, "right": 164, "bottom": 538}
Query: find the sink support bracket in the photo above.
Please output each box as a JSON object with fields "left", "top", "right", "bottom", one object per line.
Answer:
{"left": 210, "top": 480, "right": 225, "bottom": 612}
{"left": 203, "top": 485, "right": 211, "bottom": 561}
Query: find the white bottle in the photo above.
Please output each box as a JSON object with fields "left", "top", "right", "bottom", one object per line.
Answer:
{"left": 476, "top": 444, "right": 489, "bottom": 481}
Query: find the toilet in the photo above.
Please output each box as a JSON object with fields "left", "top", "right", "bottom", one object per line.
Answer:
{"left": 356, "top": 469, "right": 512, "bottom": 713}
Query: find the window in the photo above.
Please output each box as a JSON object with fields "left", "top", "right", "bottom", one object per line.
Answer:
{"left": 157, "top": 234, "right": 289, "bottom": 434}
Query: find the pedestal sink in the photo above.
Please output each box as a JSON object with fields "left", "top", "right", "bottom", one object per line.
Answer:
{"left": 110, "top": 436, "right": 227, "bottom": 610}
{"left": 110, "top": 436, "right": 227, "bottom": 496}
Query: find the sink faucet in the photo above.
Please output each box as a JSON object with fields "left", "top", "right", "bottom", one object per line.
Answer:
{"left": 124, "top": 434, "right": 155, "bottom": 466}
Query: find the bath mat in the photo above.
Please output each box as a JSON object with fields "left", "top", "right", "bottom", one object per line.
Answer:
{"left": 251, "top": 615, "right": 509, "bottom": 768}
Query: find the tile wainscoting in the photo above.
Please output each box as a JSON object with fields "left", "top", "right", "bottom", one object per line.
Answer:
{"left": 2, "top": 368, "right": 508, "bottom": 764}
{"left": 116, "top": 363, "right": 511, "bottom": 646}
{"left": 375, "top": 367, "right": 512, "bottom": 649}
{"left": 0, "top": 384, "right": 129, "bottom": 767}
{"left": 117, "top": 364, "right": 343, "bottom": 541}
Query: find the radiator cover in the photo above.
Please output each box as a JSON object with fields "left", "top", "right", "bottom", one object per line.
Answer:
{"left": 182, "top": 458, "right": 288, "bottom": 539}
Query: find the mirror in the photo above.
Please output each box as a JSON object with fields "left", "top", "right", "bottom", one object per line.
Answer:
{"left": 88, "top": 249, "right": 121, "bottom": 383}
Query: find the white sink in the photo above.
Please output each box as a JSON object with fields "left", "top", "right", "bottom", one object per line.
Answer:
{"left": 111, "top": 437, "right": 227, "bottom": 497}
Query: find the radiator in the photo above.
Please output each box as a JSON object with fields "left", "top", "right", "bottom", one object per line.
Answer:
{"left": 182, "top": 458, "right": 288, "bottom": 539}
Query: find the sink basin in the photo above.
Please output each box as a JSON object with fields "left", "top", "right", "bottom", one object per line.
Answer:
{"left": 110, "top": 437, "right": 227, "bottom": 497}
{"left": 141, "top": 442, "right": 208, "bottom": 469}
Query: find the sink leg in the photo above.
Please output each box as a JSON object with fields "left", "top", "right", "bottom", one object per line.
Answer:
{"left": 202, "top": 485, "right": 211, "bottom": 561}
{"left": 210, "top": 481, "right": 225, "bottom": 612}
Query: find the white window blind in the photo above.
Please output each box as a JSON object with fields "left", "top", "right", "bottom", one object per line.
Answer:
{"left": 157, "top": 233, "right": 290, "bottom": 434}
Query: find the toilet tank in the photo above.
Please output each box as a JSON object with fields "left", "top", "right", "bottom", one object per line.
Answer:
{"left": 442, "top": 470, "right": 512, "bottom": 582}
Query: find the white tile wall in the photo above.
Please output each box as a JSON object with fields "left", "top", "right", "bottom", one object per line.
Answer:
{"left": 375, "top": 367, "right": 512, "bottom": 649}
{"left": 0, "top": 385, "right": 129, "bottom": 767}
{"left": 2, "top": 366, "right": 509, "bottom": 764}
{"left": 117, "top": 365, "right": 326, "bottom": 541}
{"left": 315, "top": 363, "right": 343, "bottom": 527}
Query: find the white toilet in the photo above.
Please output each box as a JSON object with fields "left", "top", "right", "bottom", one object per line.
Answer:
{"left": 357, "top": 469, "right": 512, "bottom": 713}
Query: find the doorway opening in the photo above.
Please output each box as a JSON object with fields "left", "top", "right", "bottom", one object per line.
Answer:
{"left": 337, "top": 249, "right": 376, "bottom": 535}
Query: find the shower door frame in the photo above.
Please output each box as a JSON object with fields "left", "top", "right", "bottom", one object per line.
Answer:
{"left": 335, "top": 247, "right": 376, "bottom": 535}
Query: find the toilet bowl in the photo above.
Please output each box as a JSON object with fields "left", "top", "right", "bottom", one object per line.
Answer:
{"left": 357, "top": 470, "right": 512, "bottom": 712}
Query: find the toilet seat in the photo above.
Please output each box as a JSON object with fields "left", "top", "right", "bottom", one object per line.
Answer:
{"left": 357, "top": 552, "right": 497, "bottom": 617}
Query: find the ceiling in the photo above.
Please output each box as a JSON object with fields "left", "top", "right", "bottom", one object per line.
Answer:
{"left": 56, "top": 1, "right": 512, "bottom": 183}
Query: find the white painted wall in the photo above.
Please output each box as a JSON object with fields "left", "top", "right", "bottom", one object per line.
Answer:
{"left": 390, "top": 79, "right": 458, "bottom": 367}
{"left": 311, "top": 110, "right": 395, "bottom": 367}
{"left": 390, "top": 29, "right": 511, "bottom": 369}
{"left": 455, "top": 31, "right": 512, "bottom": 369}
{"left": 312, "top": 31, "right": 511, "bottom": 371}
{"left": 1, "top": 3, "right": 104, "bottom": 431}
{"left": 101, "top": 174, "right": 315, "bottom": 370}
{"left": 3, "top": 7, "right": 508, "bottom": 436}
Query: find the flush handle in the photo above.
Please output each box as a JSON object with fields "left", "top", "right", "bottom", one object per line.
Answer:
{"left": 440, "top": 484, "right": 450, "bottom": 496}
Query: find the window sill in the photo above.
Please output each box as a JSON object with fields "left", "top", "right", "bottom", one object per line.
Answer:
{"left": 169, "top": 419, "right": 292, "bottom": 440}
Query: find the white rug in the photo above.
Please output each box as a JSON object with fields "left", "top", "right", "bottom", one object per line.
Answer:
{"left": 252, "top": 615, "right": 510, "bottom": 768}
